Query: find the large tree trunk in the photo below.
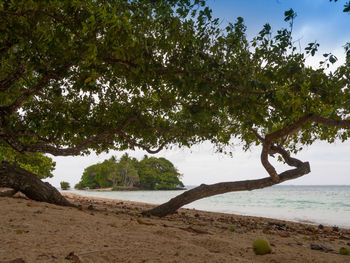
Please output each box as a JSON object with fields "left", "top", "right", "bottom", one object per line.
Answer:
{"left": 0, "top": 161, "right": 74, "bottom": 207}
{"left": 143, "top": 147, "right": 311, "bottom": 217}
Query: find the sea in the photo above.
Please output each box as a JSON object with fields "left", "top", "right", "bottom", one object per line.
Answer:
{"left": 64, "top": 185, "right": 350, "bottom": 228}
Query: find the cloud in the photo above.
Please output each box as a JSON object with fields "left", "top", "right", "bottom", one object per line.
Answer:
{"left": 45, "top": 139, "right": 350, "bottom": 188}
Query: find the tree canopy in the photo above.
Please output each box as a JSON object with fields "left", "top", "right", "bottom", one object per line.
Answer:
{"left": 137, "top": 155, "right": 184, "bottom": 190}
{"left": 0, "top": 0, "right": 220, "bottom": 157}
{"left": 75, "top": 154, "right": 184, "bottom": 190}
{"left": 0, "top": 0, "right": 349, "bottom": 215}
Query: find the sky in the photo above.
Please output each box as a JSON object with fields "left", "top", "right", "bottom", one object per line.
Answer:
{"left": 45, "top": 0, "right": 350, "bottom": 188}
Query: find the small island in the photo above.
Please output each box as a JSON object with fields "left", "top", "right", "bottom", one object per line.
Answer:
{"left": 75, "top": 154, "right": 185, "bottom": 191}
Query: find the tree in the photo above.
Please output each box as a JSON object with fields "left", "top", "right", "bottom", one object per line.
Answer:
{"left": 0, "top": 0, "right": 212, "bottom": 204}
{"left": 75, "top": 154, "right": 183, "bottom": 190}
{"left": 106, "top": 156, "right": 123, "bottom": 187}
{"left": 60, "top": 181, "right": 70, "bottom": 190}
{"left": 75, "top": 159, "right": 117, "bottom": 189}
{"left": 74, "top": 164, "right": 100, "bottom": 190}
{"left": 144, "top": 6, "right": 350, "bottom": 216}
{"left": 117, "top": 153, "right": 139, "bottom": 187}
{"left": 138, "top": 156, "right": 184, "bottom": 190}
{"left": 1, "top": 0, "right": 349, "bottom": 216}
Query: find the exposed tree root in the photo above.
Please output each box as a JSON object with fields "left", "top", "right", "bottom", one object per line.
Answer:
{"left": 0, "top": 161, "right": 74, "bottom": 207}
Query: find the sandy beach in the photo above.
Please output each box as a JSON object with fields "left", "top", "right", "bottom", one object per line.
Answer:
{"left": 0, "top": 192, "right": 349, "bottom": 263}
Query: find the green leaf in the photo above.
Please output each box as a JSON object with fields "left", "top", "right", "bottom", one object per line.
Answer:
{"left": 84, "top": 77, "right": 92, "bottom": 84}
{"left": 284, "top": 9, "right": 296, "bottom": 22}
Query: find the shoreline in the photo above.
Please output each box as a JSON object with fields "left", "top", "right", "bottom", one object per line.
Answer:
{"left": 62, "top": 192, "right": 350, "bottom": 230}
{"left": 62, "top": 189, "right": 350, "bottom": 228}
{"left": 1, "top": 192, "right": 349, "bottom": 262}
{"left": 75, "top": 187, "right": 187, "bottom": 191}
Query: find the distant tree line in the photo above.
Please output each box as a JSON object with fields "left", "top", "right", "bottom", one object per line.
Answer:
{"left": 75, "top": 154, "right": 184, "bottom": 190}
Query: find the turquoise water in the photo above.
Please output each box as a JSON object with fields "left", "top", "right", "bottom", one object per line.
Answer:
{"left": 64, "top": 185, "right": 350, "bottom": 227}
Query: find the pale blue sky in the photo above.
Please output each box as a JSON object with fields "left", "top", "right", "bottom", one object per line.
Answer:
{"left": 208, "top": 0, "right": 350, "bottom": 65}
{"left": 45, "top": 0, "right": 350, "bottom": 187}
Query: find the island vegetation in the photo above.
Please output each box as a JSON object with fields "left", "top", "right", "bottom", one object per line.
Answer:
{"left": 60, "top": 181, "right": 70, "bottom": 190}
{"left": 74, "top": 154, "right": 184, "bottom": 190}
{"left": 0, "top": 0, "right": 349, "bottom": 217}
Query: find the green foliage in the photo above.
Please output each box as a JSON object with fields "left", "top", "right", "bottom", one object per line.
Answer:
{"left": 229, "top": 226, "right": 236, "bottom": 232}
{"left": 117, "top": 153, "right": 140, "bottom": 187}
{"left": 1, "top": 0, "right": 221, "bottom": 157}
{"left": 137, "top": 155, "right": 184, "bottom": 190}
{"left": 284, "top": 9, "right": 297, "bottom": 22}
{"left": 0, "top": 143, "right": 55, "bottom": 179}
{"left": 75, "top": 160, "right": 114, "bottom": 189}
{"left": 252, "top": 238, "right": 272, "bottom": 255}
{"left": 60, "top": 181, "right": 70, "bottom": 190}
{"left": 75, "top": 154, "right": 184, "bottom": 190}
{"left": 330, "top": 0, "right": 350, "bottom": 12}
{"left": 1, "top": 0, "right": 350, "bottom": 190}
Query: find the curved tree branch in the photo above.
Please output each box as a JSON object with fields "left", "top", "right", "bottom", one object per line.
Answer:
{"left": 143, "top": 158, "right": 310, "bottom": 217}
{"left": 312, "top": 115, "right": 350, "bottom": 128}
{"left": 2, "top": 126, "right": 123, "bottom": 156}
{"left": 1, "top": 115, "right": 178, "bottom": 156}
{"left": 260, "top": 141, "right": 279, "bottom": 182}
{"left": 119, "top": 131, "right": 178, "bottom": 154}
{"left": 144, "top": 124, "right": 316, "bottom": 217}
{"left": 265, "top": 114, "right": 315, "bottom": 141}
{"left": 270, "top": 144, "right": 303, "bottom": 167}
{"left": 254, "top": 113, "right": 350, "bottom": 182}
{"left": 266, "top": 113, "right": 350, "bottom": 142}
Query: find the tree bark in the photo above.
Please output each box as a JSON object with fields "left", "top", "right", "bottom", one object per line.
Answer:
{"left": 143, "top": 161, "right": 310, "bottom": 217}
{"left": 0, "top": 161, "right": 74, "bottom": 206}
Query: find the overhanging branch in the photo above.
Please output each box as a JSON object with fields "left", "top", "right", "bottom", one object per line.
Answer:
{"left": 1, "top": 63, "right": 72, "bottom": 116}
{"left": 265, "top": 114, "right": 350, "bottom": 142}
{"left": 119, "top": 132, "right": 178, "bottom": 154}
{"left": 1, "top": 115, "right": 178, "bottom": 156}
{"left": 143, "top": 159, "right": 310, "bottom": 217}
